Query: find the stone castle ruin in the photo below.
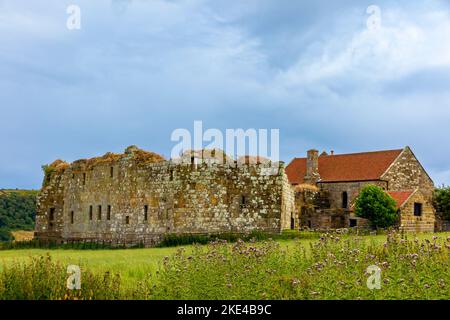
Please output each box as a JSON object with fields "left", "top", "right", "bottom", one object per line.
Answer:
{"left": 35, "top": 145, "right": 437, "bottom": 245}
{"left": 35, "top": 146, "right": 295, "bottom": 245}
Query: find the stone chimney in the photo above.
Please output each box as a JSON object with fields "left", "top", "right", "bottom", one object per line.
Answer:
{"left": 304, "top": 149, "right": 320, "bottom": 184}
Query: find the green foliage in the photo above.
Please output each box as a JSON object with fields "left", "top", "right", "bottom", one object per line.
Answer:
{"left": 354, "top": 185, "right": 398, "bottom": 228}
{"left": 41, "top": 164, "right": 54, "bottom": 181}
{"left": 0, "top": 233, "right": 448, "bottom": 300}
{"left": 0, "top": 190, "right": 37, "bottom": 241}
{"left": 0, "top": 239, "right": 134, "bottom": 250}
{"left": 149, "top": 232, "right": 449, "bottom": 300}
{"left": 157, "top": 230, "right": 320, "bottom": 247}
{"left": 433, "top": 185, "right": 450, "bottom": 220}
{"left": 0, "top": 255, "right": 122, "bottom": 300}
{"left": 157, "top": 231, "right": 271, "bottom": 247}
{"left": 0, "top": 228, "right": 13, "bottom": 241}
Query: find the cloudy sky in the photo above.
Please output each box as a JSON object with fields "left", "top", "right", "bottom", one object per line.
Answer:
{"left": 1, "top": 0, "right": 450, "bottom": 189}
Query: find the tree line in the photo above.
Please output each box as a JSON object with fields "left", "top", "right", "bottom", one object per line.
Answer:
{"left": 0, "top": 190, "right": 38, "bottom": 241}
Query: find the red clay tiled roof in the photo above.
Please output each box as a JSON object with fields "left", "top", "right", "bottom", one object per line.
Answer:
{"left": 387, "top": 191, "right": 414, "bottom": 208}
{"left": 285, "top": 149, "right": 403, "bottom": 184}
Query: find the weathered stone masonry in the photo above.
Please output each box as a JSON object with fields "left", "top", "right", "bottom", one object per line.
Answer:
{"left": 286, "top": 146, "right": 436, "bottom": 232}
{"left": 35, "top": 147, "right": 295, "bottom": 245}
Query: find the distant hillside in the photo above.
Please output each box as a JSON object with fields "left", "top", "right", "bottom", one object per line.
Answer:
{"left": 0, "top": 189, "right": 38, "bottom": 241}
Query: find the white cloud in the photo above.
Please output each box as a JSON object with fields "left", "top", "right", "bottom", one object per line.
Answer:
{"left": 275, "top": 6, "right": 450, "bottom": 89}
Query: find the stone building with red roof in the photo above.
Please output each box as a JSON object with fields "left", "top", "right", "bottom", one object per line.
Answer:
{"left": 285, "top": 146, "right": 436, "bottom": 232}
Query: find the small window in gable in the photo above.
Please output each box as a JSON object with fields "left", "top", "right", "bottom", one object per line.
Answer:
{"left": 414, "top": 203, "right": 423, "bottom": 216}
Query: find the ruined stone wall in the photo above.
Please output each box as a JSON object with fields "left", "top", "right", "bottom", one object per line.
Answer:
{"left": 381, "top": 147, "right": 435, "bottom": 195}
{"left": 400, "top": 191, "right": 435, "bottom": 233}
{"left": 280, "top": 172, "right": 296, "bottom": 230}
{"left": 35, "top": 149, "right": 292, "bottom": 244}
{"left": 35, "top": 169, "right": 66, "bottom": 240}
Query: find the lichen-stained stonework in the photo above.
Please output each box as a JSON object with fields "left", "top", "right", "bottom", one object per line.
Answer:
{"left": 35, "top": 147, "right": 295, "bottom": 245}
{"left": 286, "top": 146, "right": 437, "bottom": 232}
{"left": 399, "top": 190, "right": 435, "bottom": 233}
{"left": 381, "top": 147, "right": 435, "bottom": 196}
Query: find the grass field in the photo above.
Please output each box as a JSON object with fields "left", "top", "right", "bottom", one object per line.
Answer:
{"left": 0, "top": 232, "right": 448, "bottom": 288}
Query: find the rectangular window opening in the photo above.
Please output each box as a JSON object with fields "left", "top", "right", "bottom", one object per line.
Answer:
{"left": 98, "top": 205, "right": 102, "bottom": 220}
{"left": 70, "top": 211, "right": 74, "bottom": 224}
{"left": 414, "top": 203, "right": 423, "bottom": 217}
{"left": 89, "top": 205, "right": 93, "bottom": 220}
{"left": 144, "top": 205, "right": 148, "bottom": 221}
{"left": 49, "top": 208, "right": 55, "bottom": 221}
{"left": 107, "top": 205, "right": 111, "bottom": 220}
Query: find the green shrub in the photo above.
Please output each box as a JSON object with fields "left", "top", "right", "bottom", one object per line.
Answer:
{"left": 157, "top": 231, "right": 272, "bottom": 248}
{"left": 0, "top": 228, "right": 13, "bottom": 242}
{"left": 354, "top": 185, "right": 398, "bottom": 228}
{"left": 0, "top": 190, "right": 37, "bottom": 236}
{"left": 434, "top": 186, "right": 450, "bottom": 220}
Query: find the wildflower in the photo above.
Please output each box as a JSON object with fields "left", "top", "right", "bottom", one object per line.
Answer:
{"left": 424, "top": 284, "right": 430, "bottom": 289}
{"left": 226, "top": 283, "right": 232, "bottom": 288}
